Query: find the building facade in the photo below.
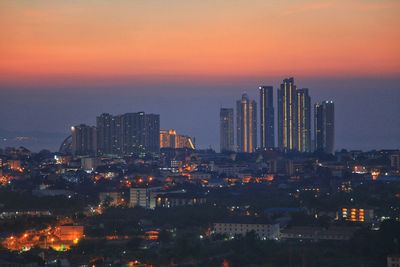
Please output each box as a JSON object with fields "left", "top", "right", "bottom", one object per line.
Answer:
{"left": 144, "top": 113, "right": 160, "bottom": 153}
{"left": 220, "top": 108, "right": 235, "bottom": 152}
{"left": 71, "top": 124, "right": 97, "bottom": 156}
{"left": 259, "top": 86, "right": 274, "bottom": 149}
{"left": 280, "top": 226, "right": 357, "bottom": 241}
{"left": 155, "top": 193, "right": 206, "bottom": 208}
{"left": 390, "top": 154, "right": 400, "bottom": 171}
{"left": 337, "top": 207, "right": 374, "bottom": 223}
{"left": 297, "top": 88, "right": 311, "bottom": 152}
{"left": 314, "top": 102, "right": 324, "bottom": 153}
{"left": 236, "top": 93, "right": 257, "bottom": 153}
{"left": 122, "top": 112, "right": 145, "bottom": 155}
{"left": 130, "top": 187, "right": 163, "bottom": 209}
{"left": 314, "top": 101, "right": 335, "bottom": 154}
{"left": 96, "top": 113, "right": 122, "bottom": 155}
{"left": 277, "top": 78, "right": 298, "bottom": 151}
{"left": 214, "top": 221, "right": 280, "bottom": 240}
{"left": 130, "top": 188, "right": 151, "bottom": 209}
{"left": 160, "top": 129, "right": 195, "bottom": 150}
{"left": 96, "top": 112, "right": 160, "bottom": 155}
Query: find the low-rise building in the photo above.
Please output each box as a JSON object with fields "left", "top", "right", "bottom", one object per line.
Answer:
{"left": 337, "top": 207, "right": 374, "bottom": 223}
{"left": 213, "top": 164, "right": 248, "bottom": 177}
{"left": 130, "top": 187, "right": 162, "bottom": 209}
{"left": 213, "top": 218, "right": 280, "bottom": 240}
{"left": 280, "top": 226, "right": 358, "bottom": 241}
{"left": 155, "top": 193, "right": 206, "bottom": 208}
{"left": 391, "top": 154, "right": 400, "bottom": 171}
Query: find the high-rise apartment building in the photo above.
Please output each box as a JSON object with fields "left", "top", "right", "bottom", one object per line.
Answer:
{"left": 314, "top": 101, "right": 335, "bottom": 154}
{"left": 144, "top": 114, "right": 161, "bottom": 153}
{"left": 277, "top": 78, "right": 298, "bottom": 151}
{"left": 236, "top": 93, "right": 257, "bottom": 152}
{"left": 122, "top": 112, "right": 145, "bottom": 154}
{"left": 314, "top": 103, "right": 324, "bottom": 152}
{"left": 220, "top": 108, "right": 235, "bottom": 152}
{"left": 297, "top": 88, "right": 311, "bottom": 152}
{"left": 96, "top": 113, "right": 121, "bottom": 155}
{"left": 259, "top": 86, "right": 274, "bottom": 149}
{"left": 96, "top": 112, "right": 160, "bottom": 155}
{"left": 71, "top": 124, "right": 97, "bottom": 156}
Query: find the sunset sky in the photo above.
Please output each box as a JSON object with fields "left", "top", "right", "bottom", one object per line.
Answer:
{"left": 1, "top": 0, "right": 399, "bottom": 81}
{"left": 0, "top": 0, "right": 399, "bottom": 151}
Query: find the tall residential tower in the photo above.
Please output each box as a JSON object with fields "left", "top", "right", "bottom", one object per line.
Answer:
{"left": 96, "top": 113, "right": 121, "bottom": 155}
{"left": 220, "top": 108, "right": 235, "bottom": 152}
{"left": 96, "top": 112, "right": 160, "bottom": 155}
{"left": 71, "top": 124, "right": 97, "bottom": 156}
{"left": 297, "top": 88, "right": 311, "bottom": 152}
{"left": 259, "top": 86, "right": 275, "bottom": 149}
{"left": 314, "top": 101, "right": 335, "bottom": 154}
{"left": 277, "top": 78, "right": 298, "bottom": 151}
{"left": 236, "top": 93, "right": 257, "bottom": 153}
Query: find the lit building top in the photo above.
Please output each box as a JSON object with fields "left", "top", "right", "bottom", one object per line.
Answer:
{"left": 160, "top": 129, "right": 195, "bottom": 149}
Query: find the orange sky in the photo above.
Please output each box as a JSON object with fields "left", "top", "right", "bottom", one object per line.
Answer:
{"left": 1, "top": 0, "right": 400, "bottom": 81}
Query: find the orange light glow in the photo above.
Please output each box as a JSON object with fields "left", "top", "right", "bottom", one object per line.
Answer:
{"left": 371, "top": 170, "right": 380, "bottom": 180}
{"left": 144, "top": 230, "right": 159, "bottom": 241}
{"left": 1, "top": 1, "right": 399, "bottom": 85}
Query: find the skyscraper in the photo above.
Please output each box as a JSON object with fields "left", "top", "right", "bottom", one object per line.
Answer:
{"left": 122, "top": 112, "right": 160, "bottom": 154}
{"left": 97, "top": 112, "right": 160, "bottom": 155}
{"left": 122, "top": 112, "right": 146, "bottom": 154}
{"left": 144, "top": 113, "right": 160, "bottom": 153}
{"left": 323, "top": 101, "right": 335, "bottom": 154}
{"left": 297, "top": 88, "right": 311, "bottom": 152}
{"left": 277, "top": 78, "right": 298, "bottom": 151}
{"left": 314, "top": 101, "right": 335, "bottom": 154}
{"left": 314, "top": 102, "right": 324, "bottom": 152}
{"left": 236, "top": 93, "right": 257, "bottom": 153}
{"left": 259, "top": 86, "right": 274, "bottom": 149}
{"left": 96, "top": 113, "right": 121, "bottom": 155}
{"left": 220, "top": 108, "right": 235, "bottom": 152}
{"left": 71, "top": 124, "right": 97, "bottom": 156}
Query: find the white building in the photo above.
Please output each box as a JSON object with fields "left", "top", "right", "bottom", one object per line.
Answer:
{"left": 213, "top": 221, "right": 280, "bottom": 240}
{"left": 129, "top": 187, "right": 162, "bottom": 209}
